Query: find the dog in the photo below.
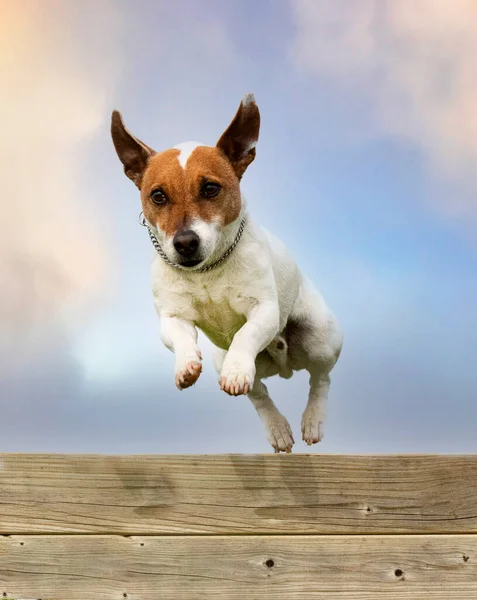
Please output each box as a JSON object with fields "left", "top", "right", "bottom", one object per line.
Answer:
{"left": 111, "top": 93, "right": 343, "bottom": 453}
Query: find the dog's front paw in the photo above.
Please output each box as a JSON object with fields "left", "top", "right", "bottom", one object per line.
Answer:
{"left": 264, "top": 413, "right": 294, "bottom": 453}
{"left": 175, "top": 351, "right": 202, "bottom": 390}
{"left": 219, "top": 353, "right": 255, "bottom": 396}
{"left": 301, "top": 407, "right": 324, "bottom": 445}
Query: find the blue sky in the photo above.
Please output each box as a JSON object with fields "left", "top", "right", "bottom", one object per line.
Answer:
{"left": 1, "top": 0, "right": 477, "bottom": 453}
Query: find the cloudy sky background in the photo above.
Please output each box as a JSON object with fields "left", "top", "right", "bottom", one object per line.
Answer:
{"left": 1, "top": 0, "right": 476, "bottom": 454}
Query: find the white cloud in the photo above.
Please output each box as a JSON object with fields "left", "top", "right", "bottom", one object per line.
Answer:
{"left": 290, "top": 0, "right": 477, "bottom": 219}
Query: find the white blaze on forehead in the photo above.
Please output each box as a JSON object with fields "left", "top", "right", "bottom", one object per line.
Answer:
{"left": 173, "top": 141, "right": 204, "bottom": 169}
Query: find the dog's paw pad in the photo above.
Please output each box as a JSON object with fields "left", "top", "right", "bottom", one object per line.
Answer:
{"left": 301, "top": 411, "right": 324, "bottom": 445}
{"left": 218, "top": 369, "right": 253, "bottom": 396}
{"left": 266, "top": 414, "right": 294, "bottom": 453}
{"left": 175, "top": 361, "right": 202, "bottom": 390}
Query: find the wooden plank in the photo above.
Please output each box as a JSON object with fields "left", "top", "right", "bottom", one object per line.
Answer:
{"left": 1, "top": 454, "right": 477, "bottom": 534}
{"left": 0, "top": 534, "right": 476, "bottom": 599}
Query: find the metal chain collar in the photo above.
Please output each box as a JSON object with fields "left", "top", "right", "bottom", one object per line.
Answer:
{"left": 140, "top": 213, "right": 247, "bottom": 273}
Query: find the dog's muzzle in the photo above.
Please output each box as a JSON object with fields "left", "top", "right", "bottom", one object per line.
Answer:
{"left": 143, "top": 215, "right": 247, "bottom": 273}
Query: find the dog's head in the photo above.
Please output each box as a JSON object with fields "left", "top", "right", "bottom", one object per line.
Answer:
{"left": 111, "top": 94, "right": 260, "bottom": 269}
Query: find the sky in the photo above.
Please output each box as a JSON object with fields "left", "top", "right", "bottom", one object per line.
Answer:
{"left": 1, "top": 0, "right": 477, "bottom": 454}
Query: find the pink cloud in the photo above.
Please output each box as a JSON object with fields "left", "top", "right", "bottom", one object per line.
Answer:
{"left": 0, "top": 1, "right": 123, "bottom": 364}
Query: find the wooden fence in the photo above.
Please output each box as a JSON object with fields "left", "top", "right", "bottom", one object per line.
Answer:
{"left": 0, "top": 454, "right": 476, "bottom": 598}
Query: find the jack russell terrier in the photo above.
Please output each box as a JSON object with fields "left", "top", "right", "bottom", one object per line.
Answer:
{"left": 111, "top": 94, "right": 343, "bottom": 453}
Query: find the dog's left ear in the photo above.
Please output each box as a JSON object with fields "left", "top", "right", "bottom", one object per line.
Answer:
{"left": 216, "top": 93, "right": 260, "bottom": 179}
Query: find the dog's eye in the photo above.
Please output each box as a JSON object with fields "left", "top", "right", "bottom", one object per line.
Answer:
{"left": 150, "top": 188, "right": 168, "bottom": 206}
{"left": 200, "top": 182, "right": 221, "bottom": 199}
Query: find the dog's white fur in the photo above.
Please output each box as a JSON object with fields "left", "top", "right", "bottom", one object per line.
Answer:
{"left": 150, "top": 196, "right": 343, "bottom": 452}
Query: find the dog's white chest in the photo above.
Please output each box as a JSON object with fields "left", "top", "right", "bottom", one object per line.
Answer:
{"left": 193, "top": 297, "right": 246, "bottom": 350}
{"left": 190, "top": 282, "right": 247, "bottom": 350}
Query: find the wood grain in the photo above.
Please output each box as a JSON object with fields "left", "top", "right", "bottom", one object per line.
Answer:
{"left": 1, "top": 454, "right": 477, "bottom": 535}
{"left": 0, "top": 534, "right": 476, "bottom": 599}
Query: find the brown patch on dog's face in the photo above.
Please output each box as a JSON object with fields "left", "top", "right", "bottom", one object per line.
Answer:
{"left": 140, "top": 146, "right": 242, "bottom": 238}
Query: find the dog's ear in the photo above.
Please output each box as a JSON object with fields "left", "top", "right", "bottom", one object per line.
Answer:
{"left": 111, "top": 110, "right": 156, "bottom": 188}
{"left": 216, "top": 93, "right": 260, "bottom": 179}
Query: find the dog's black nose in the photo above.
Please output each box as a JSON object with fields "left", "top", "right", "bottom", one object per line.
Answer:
{"left": 173, "top": 230, "right": 200, "bottom": 257}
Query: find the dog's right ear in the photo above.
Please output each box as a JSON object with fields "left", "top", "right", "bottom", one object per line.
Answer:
{"left": 111, "top": 110, "right": 156, "bottom": 188}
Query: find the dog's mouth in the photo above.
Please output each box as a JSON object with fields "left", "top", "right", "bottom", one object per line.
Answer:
{"left": 178, "top": 258, "right": 203, "bottom": 268}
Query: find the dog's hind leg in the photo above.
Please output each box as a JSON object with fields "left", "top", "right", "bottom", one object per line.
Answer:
{"left": 213, "top": 346, "right": 294, "bottom": 452}
{"left": 287, "top": 279, "right": 343, "bottom": 446}
{"left": 248, "top": 379, "right": 294, "bottom": 453}
{"left": 301, "top": 371, "right": 330, "bottom": 445}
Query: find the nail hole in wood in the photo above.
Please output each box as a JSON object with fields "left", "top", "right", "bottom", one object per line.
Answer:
{"left": 395, "top": 569, "right": 404, "bottom": 578}
{"left": 265, "top": 559, "right": 275, "bottom": 568}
